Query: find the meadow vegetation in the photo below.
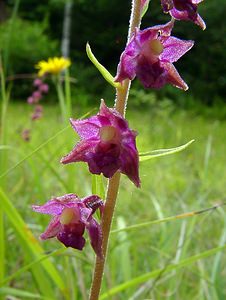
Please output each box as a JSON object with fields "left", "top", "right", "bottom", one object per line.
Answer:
{"left": 0, "top": 0, "right": 226, "bottom": 299}
{"left": 1, "top": 98, "right": 226, "bottom": 299}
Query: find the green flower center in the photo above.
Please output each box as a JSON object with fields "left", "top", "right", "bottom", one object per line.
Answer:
{"left": 149, "top": 39, "right": 164, "bottom": 56}
{"left": 100, "top": 126, "right": 117, "bottom": 142}
{"left": 60, "top": 208, "right": 79, "bottom": 225}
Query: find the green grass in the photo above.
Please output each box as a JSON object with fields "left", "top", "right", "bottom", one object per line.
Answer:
{"left": 1, "top": 100, "right": 226, "bottom": 299}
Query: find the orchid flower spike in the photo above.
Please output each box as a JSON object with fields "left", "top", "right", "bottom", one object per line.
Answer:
{"left": 61, "top": 100, "right": 140, "bottom": 187}
{"left": 115, "top": 20, "right": 194, "bottom": 90}
{"left": 32, "top": 194, "right": 104, "bottom": 258}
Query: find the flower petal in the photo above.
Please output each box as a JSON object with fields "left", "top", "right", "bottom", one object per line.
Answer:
{"left": 115, "top": 50, "right": 138, "bottom": 82}
{"left": 78, "top": 206, "right": 93, "bottom": 224}
{"left": 194, "top": 13, "right": 206, "bottom": 30}
{"left": 99, "top": 100, "right": 128, "bottom": 132}
{"left": 161, "top": 37, "right": 194, "bottom": 63}
{"left": 60, "top": 139, "right": 99, "bottom": 164}
{"left": 164, "top": 62, "right": 188, "bottom": 90}
{"left": 70, "top": 116, "right": 101, "bottom": 140}
{"left": 57, "top": 224, "right": 86, "bottom": 250}
{"left": 87, "top": 142, "right": 121, "bottom": 178}
{"left": 192, "top": 0, "right": 203, "bottom": 4}
{"left": 40, "top": 216, "right": 61, "bottom": 239}
{"left": 115, "top": 30, "right": 141, "bottom": 82}
{"left": 120, "top": 141, "right": 140, "bottom": 188}
{"left": 86, "top": 217, "right": 103, "bottom": 258}
{"left": 139, "top": 20, "right": 174, "bottom": 41}
{"left": 32, "top": 194, "right": 80, "bottom": 215}
{"left": 170, "top": 6, "right": 205, "bottom": 30}
{"left": 136, "top": 57, "right": 166, "bottom": 89}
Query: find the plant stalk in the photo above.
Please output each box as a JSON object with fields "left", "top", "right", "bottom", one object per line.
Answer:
{"left": 89, "top": 1, "right": 141, "bottom": 299}
{"left": 0, "top": 57, "right": 8, "bottom": 285}
{"left": 65, "top": 69, "right": 72, "bottom": 118}
{"left": 55, "top": 76, "right": 67, "bottom": 123}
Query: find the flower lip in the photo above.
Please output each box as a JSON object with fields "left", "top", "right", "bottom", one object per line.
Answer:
{"left": 60, "top": 207, "right": 80, "bottom": 225}
{"left": 99, "top": 125, "right": 117, "bottom": 143}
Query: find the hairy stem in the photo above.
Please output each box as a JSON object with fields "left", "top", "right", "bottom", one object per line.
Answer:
{"left": 89, "top": 1, "right": 141, "bottom": 299}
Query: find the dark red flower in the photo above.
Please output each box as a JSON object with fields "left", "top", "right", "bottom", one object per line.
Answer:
{"left": 32, "top": 194, "right": 104, "bottom": 258}
{"left": 115, "top": 20, "right": 194, "bottom": 90}
{"left": 161, "top": 0, "right": 206, "bottom": 30}
{"left": 61, "top": 100, "right": 140, "bottom": 187}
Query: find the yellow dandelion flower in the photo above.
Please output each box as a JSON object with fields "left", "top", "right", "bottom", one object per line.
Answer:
{"left": 35, "top": 57, "right": 71, "bottom": 77}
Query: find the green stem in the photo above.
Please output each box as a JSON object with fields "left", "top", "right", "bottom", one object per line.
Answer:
{"left": 55, "top": 76, "right": 67, "bottom": 122}
{"left": 0, "top": 57, "right": 9, "bottom": 286}
{"left": 65, "top": 69, "right": 72, "bottom": 118}
{"left": 3, "top": 0, "right": 21, "bottom": 72}
{"left": 89, "top": 1, "right": 142, "bottom": 299}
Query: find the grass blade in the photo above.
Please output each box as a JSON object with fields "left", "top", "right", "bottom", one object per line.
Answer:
{"left": 91, "top": 174, "right": 105, "bottom": 199}
{"left": 0, "top": 188, "right": 68, "bottom": 297}
{"left": 111, "top": 204, "right": 220, "bottom": 234}
{"left": 0, "top": 108, "right": 95, "bottom": 180}
{"left": 0, "top": 249, "right": 66, "bottom": 286}
{"left": 100, "top": 244, "right": 226, "bottom": 299}
{"left": 0, "top": 287, "right": 50, "bottom": 299}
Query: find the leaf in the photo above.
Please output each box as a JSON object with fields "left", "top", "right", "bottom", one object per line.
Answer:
{"left": 141, "top": 0, "right": 150, "bottom": 18}
{"left": 139, "top": 140, "right": 194, "bottom": 162}
{"left": 86, "top": 43, "right": 121, "bottom": 88}
{"left": 100, "top": 244, "right": 226, "bottom": 299}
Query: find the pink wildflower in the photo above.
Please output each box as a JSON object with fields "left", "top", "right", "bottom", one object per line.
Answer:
{"left": 32, "top": 194, "right": 104, "bottom": 258}
{"left": 61, "top": 100, "right": 140, "bottom": 187}
{"left": 115, "top": 20, "right": 194, "bottom": 90}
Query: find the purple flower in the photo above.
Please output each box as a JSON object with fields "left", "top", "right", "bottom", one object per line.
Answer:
{"left": 31, "top": 105, "right": 43, "bottom": 121}
{"left": 39, "top": 83, "right": 49, "bottom": 93}
{"left": 21, "top": 129, "right": 31, "bottom": 142}
{"left": 32, "top": 91, "right": 42, "bottom": 103}
{"left": 33, "top": 78, "right": 43, "bottom": 87}
{"left": 32, "top": 194, "right": 104, "bottom": 258}
{"left": 161, "top": 0, "right": 206, "bottom": 30}
{"left": 115, "top": 20, "right": 194, "bottom": 90}
{"left": 61, "top": 100, "right": 140, "bottom": 187}
{"left": 27, "top": 96, "right": 34, "bottom": 104}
